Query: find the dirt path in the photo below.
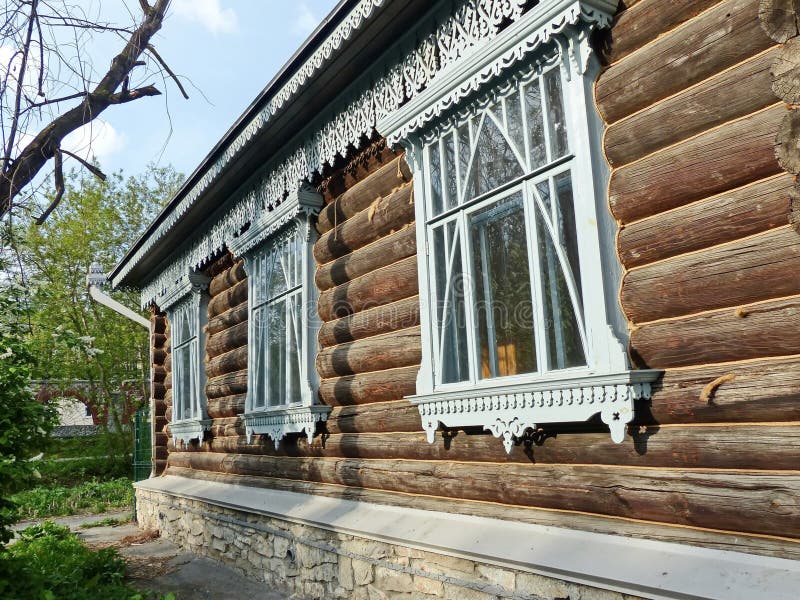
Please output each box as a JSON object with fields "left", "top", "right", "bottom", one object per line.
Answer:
{"left": 15, "top": 512, "right": 290, "bottom": 600}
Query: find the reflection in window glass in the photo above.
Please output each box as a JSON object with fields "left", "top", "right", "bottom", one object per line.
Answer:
{"left": 524, "top": 80, "right": 546, "bottom": 169}
{"left": 545, "top": 69, "right": 569, "bottom": 158}
{"left": 470, "top": 193, "right": 537, "bottom": 378}
{"left": 444, "top": 133, "right": 458, "bottom": 211}
{"left": 433, "top": 221, "right": 469, "bottom": 383}
{"left": 467, "top": 114, "right": 524, "bottom": 200}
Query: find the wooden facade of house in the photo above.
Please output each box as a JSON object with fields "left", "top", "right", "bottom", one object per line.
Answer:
{"left": 114, "top": 1, "right": 800, "bottom": 598}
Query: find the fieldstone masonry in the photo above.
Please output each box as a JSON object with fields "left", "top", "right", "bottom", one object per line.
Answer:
{"left": 136, "top": 489, "right": 645, "bottom": 600}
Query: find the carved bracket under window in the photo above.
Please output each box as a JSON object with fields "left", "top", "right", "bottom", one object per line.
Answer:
{"left": 171, "top": 418, "right": 212, "bottom": 446}
{"left": 244, "top": 405, "right": 331, "bottom": 448}
{"left": 411, "top": 371, "right": 660, "bottom": 453}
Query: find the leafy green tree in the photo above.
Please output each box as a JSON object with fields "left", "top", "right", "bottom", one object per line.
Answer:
{"left": 13, "top": 165, "right": 181, "bottom": 454}
{"left": 0, "top": 290, "right": 56, "bottom": 545}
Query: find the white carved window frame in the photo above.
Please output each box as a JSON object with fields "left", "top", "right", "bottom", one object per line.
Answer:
{"left": 378, "top": 1, "right": 660, "bottom": 453}
{"left": 162, "top": 272, "right": 211, "bottom": 446}
{"left": 228, "top": 185, "right": 330, "bottom": 448}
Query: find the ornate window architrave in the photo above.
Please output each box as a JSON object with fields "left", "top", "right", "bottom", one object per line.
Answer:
{"left": 161, "top": 271, "right": 212, "bottom": 446}
{"left": 377, "top": 1, "right": 660, "bottom": 453}
{"left": 227, "top": 184, "right": 330, "bottom": 448}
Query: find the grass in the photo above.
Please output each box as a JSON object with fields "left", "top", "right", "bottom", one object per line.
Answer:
{"left": 0, "top": 522, "right": 172, "bottom": 600}
{"left": 11, "top": 478, "right": 135, "bottom": 520}
{"left": 80, "top": 514, "right": 134, "bottom": 529}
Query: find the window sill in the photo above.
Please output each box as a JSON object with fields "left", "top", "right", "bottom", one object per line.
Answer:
{"left": 171, "top": 418, "right": 212, "bottom": 446}
{"left": 408, "top": 369, "right": 661, "bottom": 453}
{"left": 243, "top": 405, "right": 331, "bottom": 447}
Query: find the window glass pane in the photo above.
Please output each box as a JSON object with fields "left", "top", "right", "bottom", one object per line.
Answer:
{"left": 524, "top": 80, "right": 546, "bottom": 169}
{"left": 429, "top": 142, "right": 443, "bottom": 215}
{"left": 287, "top": 294, "right": 302, "bottom": 403}
{"left": 553, "top": 172, "right": 582, "bottom": 302}
{"left": 179, "top": 310, "right": 190, "bottom": 344}
{"left": 433, "top": 221, "right": 469, "bottom": 383}
{"left": 470, "top": 192, "right": 537, "bottom": 379}
{"left": 535, "top": 180, "right": 551, "bottom": 214}
{"left": 535, "top": 205, "right": 586, "bottom": 370}
{"left": 544, "top": 69, "right": 569, "bottom": 158}
{"left": 265, "top": 302, "right": 286, "bottom": 406}
{"left": 467, "top": 114, "right": 524, "bottom": 200}
{"left": 505, "top": 91, "right": 525, "bottom": 159}
{"left": 266, "top": 242, "right": 287, "bottom": 299}
{"left": 252, "top": 306, "right": 267, "bottom": 409}
{"left": 178, "top": 345, "right": 191, "bottom": 419}
{"left": 457, "top": 123, "right": 470, "bottom": 201}
{"left": 444, "top": 133, "right": 458, "bottom": 210}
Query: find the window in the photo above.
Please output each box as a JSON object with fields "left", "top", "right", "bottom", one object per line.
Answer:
{"left": 163, "top": 272, "right": 211, "bottom": 445}
{"left": 228, "top": 185, "right": 329, "bottom": 447}
{"left": 379, "top": 15, "right": 659, "bottom": 453}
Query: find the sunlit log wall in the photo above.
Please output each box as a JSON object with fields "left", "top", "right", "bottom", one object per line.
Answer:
{"left": 157, "top": 0, "right": 800, "bottom": 561}
{"left": 150, "top": 311, "right": 168, "bottom": 475}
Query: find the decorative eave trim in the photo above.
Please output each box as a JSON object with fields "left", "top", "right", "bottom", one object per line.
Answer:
{"left": 131, "top": 0, "right": 616, "bottom": 308}
{"left": 410, "top": 370, "right": 661, "bottom": 453}
{"left": 171, "top": 418, "right": 212, "bottom": 446}
{"left": 113, "top": 0, "right": 387, "bottom": 290}
{"left": 378, "top": 0, "right": 615, "bottom": 145}
{"left": 227, "top": 184, "right": 323, "bottom": 259}
{"left": 243, "top": 405, "right": 331, "bottom": 448}
{"left": 158, "top": 271, "right": 210, "bottom": 312}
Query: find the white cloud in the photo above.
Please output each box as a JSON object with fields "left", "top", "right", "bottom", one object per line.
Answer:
{"left": 172, "top": 0, "right": 238, "bottom": 35}
{"left": 62, "top": 119, "right": 127, "bottom": 164}
{"left": 292, "top": 3, "right": 318, "bottom": 37}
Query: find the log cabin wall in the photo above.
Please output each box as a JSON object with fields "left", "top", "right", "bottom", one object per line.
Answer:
{"left": 150, "top": 311, "right": 168, "bottom": 475}
{"left": 160, "top": 0, "right": 800, "bottom": 561}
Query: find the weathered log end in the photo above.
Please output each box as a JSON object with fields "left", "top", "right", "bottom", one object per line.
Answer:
{"left": 759, "top": 0, "right": 800, "bottom": 42}
{"left": 773, "top": 37, "right": 800, "bottom": 103}
{"left": 791, "top": 185, "right": 800, "bottom": 232}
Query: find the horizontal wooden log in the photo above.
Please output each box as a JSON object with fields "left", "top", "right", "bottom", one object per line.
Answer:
{"left": 600, "top": 0, "right": 723, "bottom": 65}
{"left": 325, "top": 400, "right": 422, "bottom": 434}
{"left": 206, "top": 393, "right": 246, "bottom": 419}
{"left": 318, "top": 295, "right": 421, "bottom": 348}
{"left": 154, "top": 432, "right": 167, "bottom": 448}
{"left": 314, "top": 182, "right": 414, "bottom": 265}
{"left": 163, "top": 389, "right": 172, "bottom": 406}
{"left": 153, "top": 399, "right": 166, "bottom": 414}
{"left": 151, "top": 382, "right": 166, "bottom": 399}
{"left": 317, "top": 255, "right": 418, "bottom": 322}
{"left": 207, "top": 301, "right": 247, "bottom": 336}
{"left": 206, "top": 345, "right": 248, "bottom": 379}
{"left": 609, "top": 103, "right": 784, "bottom": 224}
{"left": 596, "top": 0, "right": 773, "bottom": 124}
{"left": 206, "top": 369, "right": 248, "bottom": 399}
{"left": 209, "top": 260, "right": 246, "bottom": 298}
{"left": 154, "top": 416, "right": 167, "bottom": 432}
{"left": 315, "top": 225, "right": 417, "bottom": 292}
{"left": 642, "top": 355, "right": 800, "bottom": 424}
{"left": 621, "top": 226, "right": 800, "bottom": 323}
{"left": 317, "top": 156, "right": 413, "bottom": 235}
{"left": 154, "top": 459, "right": 167, "bottom": 475}
{"left": 167, "top": 452, "right": 800, "bottom": 538}
{"left": 605, "top": 46, "right": 778, "bottom": 167}
{"left": 152, "top": 365, "right": 167, "bottom": 382}
{"left": 618, "top": 174, "right": 793, "bottom": 268}
{"left": 154, "top": 446, "right": 168, "bottom": 461}
{"left": 205, "top": 320, "right": 247, "bottom": 360}
{"left": 201, "top": 424, "right": 800, "bottom": 470}
{"left": 208, "top": 279, "right": 248, "bottom": 319}
{"left": 204, "top": 252, "right": 233, "bottom": 278}
{"left": 152, "top": 332, "right": 167, "bottom": 348}
{"left": 151, "top": 315, "right": 166, "bottom": 334}
{"left": 631, "top": 296, "right": 800, "bottom": 368}
{"left": 318, "top": 364, "right": 418, "bottom": 406}
{"left": 153, "top": 348, "right": 167, "bottom": 365}
{"left": 316, "top": 326, "right": 421, "bottom": 379}
{"left": 210, "top": 417, "right": 243, "bottom": 438}
{"left": 166, "top": 467, "right": 800, "bottom": 561}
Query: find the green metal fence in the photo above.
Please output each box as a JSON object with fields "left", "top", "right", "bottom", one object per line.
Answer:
{"left": 133, "top": 406, "right": 152, "bottom": 482}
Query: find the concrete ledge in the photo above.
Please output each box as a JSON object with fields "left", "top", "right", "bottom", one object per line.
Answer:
{"left": 136, "top": 475, "right": 800, "bottom": 600}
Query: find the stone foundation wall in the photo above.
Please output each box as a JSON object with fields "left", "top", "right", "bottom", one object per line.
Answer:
{"left": 136, "top": 488, "right": 643, "bottom": 600}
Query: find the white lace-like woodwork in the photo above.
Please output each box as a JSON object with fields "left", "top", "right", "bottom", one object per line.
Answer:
{"left": 122, "top": 0, "right": 615, "bottom": 308}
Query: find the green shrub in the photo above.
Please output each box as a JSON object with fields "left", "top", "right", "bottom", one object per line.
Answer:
{"left": 11, "top": 478, "right": 134, "bottom": 520}
{"left": 0, "top": 522, "right": 169, "bottom": 599}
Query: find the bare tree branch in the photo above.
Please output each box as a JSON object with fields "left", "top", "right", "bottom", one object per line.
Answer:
{"left": 0, "top": 0, "right": 175, "bottom": 218}
{"left": 60, "top": 148, "right": 107, "bottom": 181}
{"left": 35, "top": 146, "right": 63, "bottom": 224}
{"left": 147, "top": 43, "right": 188, "bottom": 100}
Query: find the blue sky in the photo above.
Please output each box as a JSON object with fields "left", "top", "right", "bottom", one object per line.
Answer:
{"left": 77, "top": 0, "right": 340, "bottom": 180}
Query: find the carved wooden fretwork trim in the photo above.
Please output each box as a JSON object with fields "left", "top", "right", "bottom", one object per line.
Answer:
{"left": 244, "top": 405, "right": 331, "bottom": 448}
{"left": 170, "top": 418, "right": 212, "bottom": 446}
{"left": 411, "top": 372, "right": 659, "bottom": 453}
{"left": 120, "top": 0, "right": 615, "bottom": 308}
